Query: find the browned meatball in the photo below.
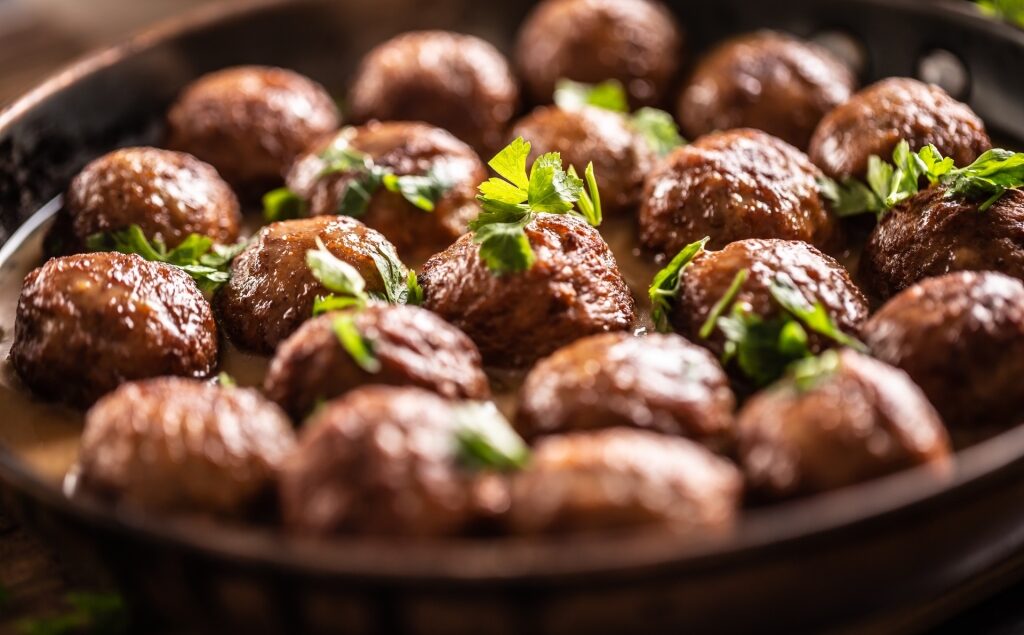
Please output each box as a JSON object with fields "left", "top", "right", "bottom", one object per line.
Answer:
{"left": 737, "top": 349, "right": 951, "bottom": 500}
{"left": 75, "top": 378, "right": 295, "bottom": 516}
{"left": 638, "top": 129, "right": 835, "bottom": 255}
{"left": 215, "top": 216, "right": 401, "bottom": 355}
{"left": 264, "top": 304, "right": 490, "bottom": 420}
{"left": 10, "top": 253, "right": 218, "bottom": 407}
{"left": 515, "top": 332, "right": 735, "bottom": 451}
{"left": 285, "top": 122, "right": 486, "bottom": 261}
{"left": 863, "top": 272, "right": 1024, "bottom": 429}
{"left": 809, "top": 77, "right": 990, "bottom": 180}
{"left": 678, "top": 31, "right": 855, "bottom": 150}
{"left": 420, "top": 214, "right": 635, "bottom": 367}
{"left": 507, "top": 428, "right": 742, "bottom": 534}
{"left": 166, "top": 66, "right": 340, "bottom": 188}
{"left": 511, "top": 106, "right": 655, "bottom": 216}
{"left": 348, "top": 31, "right": 518, "bottom": 156}
{"left": 515, "top": 0, "right": 683, "bottom": 107}
{"left": 861, "top": 187, "right": 1024, "bottom": 299}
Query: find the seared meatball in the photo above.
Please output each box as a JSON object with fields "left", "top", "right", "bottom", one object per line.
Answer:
{"left": 10, "top": 253, "right": 218, "bottom": 407}
{"left": 515, "top": 0, "right": 683, "bottom": 107}
{"left": 507, "top": 428, "right": 742, "bottom": 534}
{"left": 861, "top": 187, "right": 1024, "bottom": 299}
{"left": 420, "top": 214, "right": 635, "bottom": 367}
{"left": 56, "top": 147, "right": 240, "bottom": 252}
{"left": 264, "top": 304, "right": 489, "bottom": 420}
{"left": 515, "top": 332, "right": 735, "bottom": 451}
{"left": 348, "top": 31, "right": 518, "bottom": 156}
{"left": 511, "top": 106, "right": 655, "bottom": 216}
{"left": 809, "top": 77, "right": 990, "bottom": 180}
{"left": 215, "top": 216, "right": 402, "bottom": 354}
{"left": 678, "top": 31, "right": 855, "bottom": 150}
{"left": 737, "top": 349, "right": 951, "bottom": 500}
{"left": 285, "top": 122, "right": 486, "bottom": 261}
{"left": 166, "top": 66, "right": 339, "bottom": 188}
{"left": 670, "top": 239, "right": 868, "bottom": 358}
{"left": 75, "top": 378, "right": 295, "bottom": 516}
{"left": 638, "top": 129, "right": 835, "bottom": 255}
{"left": 863, "top": 271, "right": 1024, "bottom": 429}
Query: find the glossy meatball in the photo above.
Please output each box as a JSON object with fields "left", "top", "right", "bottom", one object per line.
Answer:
{"left": 737, "top": 349, "right": 951, "bottom": 500}
{"left": 678, "top": 31, "right": 855, "bottom": 150}
{"left": 863, "top": 272, "right": 1024, "bottom": 429}
{"left": 420, "top": 214, "right": 635, "bottom": 367}
{"left": 638, "top": 129, "right": 835, "bottom": 255}
{"left": 511, "top": 106, "right": 655, "bottom": 216}
{"left": 348, "top": 31, "right": 518, "bottom": 156}
{"left": 507, "top": 428, "right": 742, "bottom": 534}
{"left": 285, "top": 122, "right": 486, "bottom": 261}
{"left": 861, "top": 187, "right": 1024, "bottom": 299}
{"left": 670, "top": 239, "right": 869, "bottom": 358}
{"left": 264, "top": 304, "right": 490, "bottom": 420}
{"left": 515, "top": 0, "right": 683, "bottom": 107}
{"left": 10, "top": 253, "right": 218, "bottom": 407}
{"left": 166, "top": 66, "right": 340, "bottom": 188}
{"left": 57, "top": 147, "right": 240, "bottom": 252}
{"left": 516, "top": 332, "right": 735, "bottom": 451}
{"left": 215, "top": 216, "right": 401, "bottom": 354}
{"left": 809, "top": 77, "right": 990, "bottom": 180}
{"left": 75, "top": 378, "right": 295, "bottom": 516}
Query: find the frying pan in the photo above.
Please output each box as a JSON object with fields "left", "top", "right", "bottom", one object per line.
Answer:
{"left": 2, "top": 0, "right": 1024, "bottom": 633}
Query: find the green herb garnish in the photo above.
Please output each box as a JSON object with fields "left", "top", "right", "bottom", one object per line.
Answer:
{"left": 769, "top": 274, "right": 867, "bottom": 352}
{"left": 699, "top": 268, "right": 748, "bottom": 338}
{"left": 648, "top": 237, "right": 709, "bottom": 332}
{"left": 977, "top": 0, "right": 1024, "bottom": 27}
{"left": 331, "top": 313, "right": 380, "bottom": 373}
{"left": 631, "top": 107, "right": 687, "bottom": 157}
{"left": 216, "top": 372, "right": 237, "bottom": 388}
{"left": 452, "top": 401, "right": 530, "bottom": 471}
{"left": 306, "top": 237, "right": 417, "bottom": 314}
{"left": 789, "top": 349, "right": 842, "bottom": 392}
{"left": 17, "top": 591, "right": 127, "bottom": 635}
{"left": 262, "top": 187, "right": 307, "bottom": 222}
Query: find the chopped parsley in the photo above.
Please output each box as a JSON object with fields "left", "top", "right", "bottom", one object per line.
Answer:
{"left": 331, "top": 313, "right": 380, "bottom": 373}
{"left": 452, "top": 401, "right": 530, "bottom": 471}
{"left": 648, "top": 237, "right": 709, "bottom": 332}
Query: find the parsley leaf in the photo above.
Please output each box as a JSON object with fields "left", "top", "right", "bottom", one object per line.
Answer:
{"left": 789, "top": 349, "right": 842, "bottom": 392}
{"left": 571, "top": 162, "right": 603, "bottom": 227}
{"left": 699, "top": 268, "right": 748, "bottom": 338}
{"left": 406, "top": 271, "right": 424, "bottom": 306}
{"left": 471, "top": 215, "right": 535, "bottom": 274}
{"left": 487, "top": 136, "right": 531, "bottom": 190}
{"left": 977, "top": 0, "right": 1024, "bottom": 27}
{"left": 307, "top": 237, "right": 367, "bottom": 300}
{"left": 368, "top": 242, "right": 414, "bottom": 305}
{"left": 331, "top": 313, "right": 380, "bottom": 373}
{"left": 648, "top": 237, "right": 709, "bottom": 333}
{"left": 554, "top": 78, "right": 629, "bottom": 113}
{"left": 769, "top": 274, "right": 867, "bottom": 352}
{"left": 631, "top": 107, "right": 686, "bottom": 156}
{"left": 262, "top": 187, "right": 307, "bottom": 222}
{"left": 452, "top": 401, "right": 530, "bottom": 471}
{"left": 306, "top": 238, "right": 416, "bottom": 314}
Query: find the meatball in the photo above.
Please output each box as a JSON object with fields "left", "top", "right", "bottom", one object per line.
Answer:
{"left": 10, "top": 253, "right": 218, "bottom": 407}
{"left": 515, "top": 0, "right": 683, "bottom": 107}
{"left": 737, "top": 349, "right": 951, "bottom": 500}
{"left": 678, "top": 31, "right": 855, "bottom": 150}
{"left": 670, "top": 239, "right": 868, "bottom": 359}
{"left": 515, "top": 332, "right": 735, "bottom": 451}
{"left": 264, "top": 304, "right": 490, "bottom": 420}
{"left": 285, "top": 122, "right": 486, "bottom": 261}
{"left": 511, "top": 106, "right": 655, "bottom": 216}
{"left": 74, "top": 378, "right": 295, "bottom": 516}
{"left": 348, "top": 31, "right": 518, "bottom": 156}
{"left": 166, "top": 66, "right": 340, "bottom": 188}
{"left": 861, "top": 187, "right": 1024, "bottom": 299}
{"left": 809, "top": 77, "right": 990, "bottom": 180}
{"left": 863, "top": 271, "right": 1024, "bottom": 430}
{"left": 215, "top": 216, "right": 402, "bottom": 355}
{"left": 55, "top": 147, "right": 240, "bottom": 252}
{"left": 507, "top": 428, "right": 742, "bottom": 534}
{"left": 420, "top": 213, "right": 635, "bottom": 367}
{"left": 638, "top": 129, "right": 835, "bottom": 255}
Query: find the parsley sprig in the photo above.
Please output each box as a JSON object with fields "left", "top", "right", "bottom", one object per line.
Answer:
{"left": 452, "top": 401, "right": 530, "bottom": 471}
{"left": 648, "top": 237, "right": 709, "bottom": 332}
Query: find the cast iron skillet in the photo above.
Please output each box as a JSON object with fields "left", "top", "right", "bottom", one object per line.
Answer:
{"left": 3, "top": 0, "right": 1024, "bottom": 633}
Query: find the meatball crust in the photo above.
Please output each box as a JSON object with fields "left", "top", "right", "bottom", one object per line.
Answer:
{"left": 264, "top": 304, "right": 490, "bottom": 420}
{"left": 861, "top": 187, "right": 1024, "bottom": 299}
{"left": 286, "top": 122, "right": 486, "bottom": 261}
{"left": 809, "top": 77, "right": 991, "bottom": 180}
{"left": 215, "top": 216, "right": 402, "bottom": 355}
{"left": 60, "top": 147, "right": 240, "bottom": 251}
{"left": 507, "top": 428, "right": 742, "bottom": 534}
{"left": 737, "top": 350, "right": 951, "bottom": 499}
{"left": 11, "top": 253, "right": 218, "bottom": 407}
{"left": 420, "top": 214, "right": 635, "bottom": 367}
{"left": 166, "top": 65, "right": 340, "bottom": 188}
{"left": 348, "top": 31, "right": 518, "bottom": 156}
{"left": 511, "top": 106, "right": 656, "bottom": 216}
{"left": 76, "top": 378, "right": 295, "bottom": 516}
{"left": 678, "top": 31, "right": 855, "bottom": 150}
{"left": 515, "top": 332, "right": 735, "bottom": 450}
{"left": 638, "top": 129, "right": 835, "bottom": 255}
{"left": 863, "top": 271, "right": 1024, "bottom": 429}
{"left": 515, "top": 0, "right": 683, "bottom": 107}
{"left": 671, "top": 238, "right": 867, "bottom": 364}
